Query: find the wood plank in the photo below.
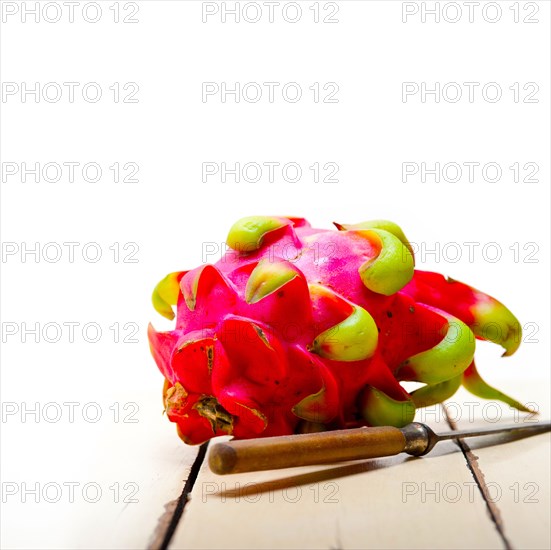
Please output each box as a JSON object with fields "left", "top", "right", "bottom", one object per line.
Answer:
{"left": 97, "top": 390, "right": 201, "bottom": 550}
{"left": 169, "top": 411, "right": 502, "bottom": 550}
{"left": 0, "top": 386, "right": 198, "bottom": 550}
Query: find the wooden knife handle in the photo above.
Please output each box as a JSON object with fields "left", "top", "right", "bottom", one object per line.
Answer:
{"left": 208, "top": 426, "right": 407, "bottom": 475}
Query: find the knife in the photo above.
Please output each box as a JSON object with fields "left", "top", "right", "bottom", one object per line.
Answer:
{"left": 209, "top": 421, "right": 551, "bottom": 475}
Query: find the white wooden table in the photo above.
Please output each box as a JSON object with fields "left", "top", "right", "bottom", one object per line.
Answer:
{"left": 2, "top": 371, "right": 548, "bottom": 550}
{"left": 64, "top": 380, "right": 545, "bottom": 550}
{"left": 166, "top": 382, "right": 550, "bottom": 550}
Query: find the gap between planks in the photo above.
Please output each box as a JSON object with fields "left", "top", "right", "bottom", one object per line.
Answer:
{"left": 149, "top": 443, "right": 209, "bottom": 550}
{"left": 443, "top": 404, "right": 512, "bottom": 550}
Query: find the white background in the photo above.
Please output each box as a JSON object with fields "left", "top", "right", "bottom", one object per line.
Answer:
{"left": 1, "top": 1, "right": 549, "bottom": 548}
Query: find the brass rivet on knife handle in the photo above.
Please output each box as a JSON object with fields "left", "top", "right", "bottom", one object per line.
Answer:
{"left": 401, "top": 422, "right": 438, "bottom": 456}
{"left": 208, "top": 426, "right": 407, "bottom": 475}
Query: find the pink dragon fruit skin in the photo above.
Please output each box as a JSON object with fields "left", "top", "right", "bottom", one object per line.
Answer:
{"left": 149, "top": 216, "right": 529, "bottom": 445}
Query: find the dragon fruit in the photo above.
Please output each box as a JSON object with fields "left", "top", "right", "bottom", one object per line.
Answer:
{"left": 148, "top": 216, "right": 529, "bottom": 445}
